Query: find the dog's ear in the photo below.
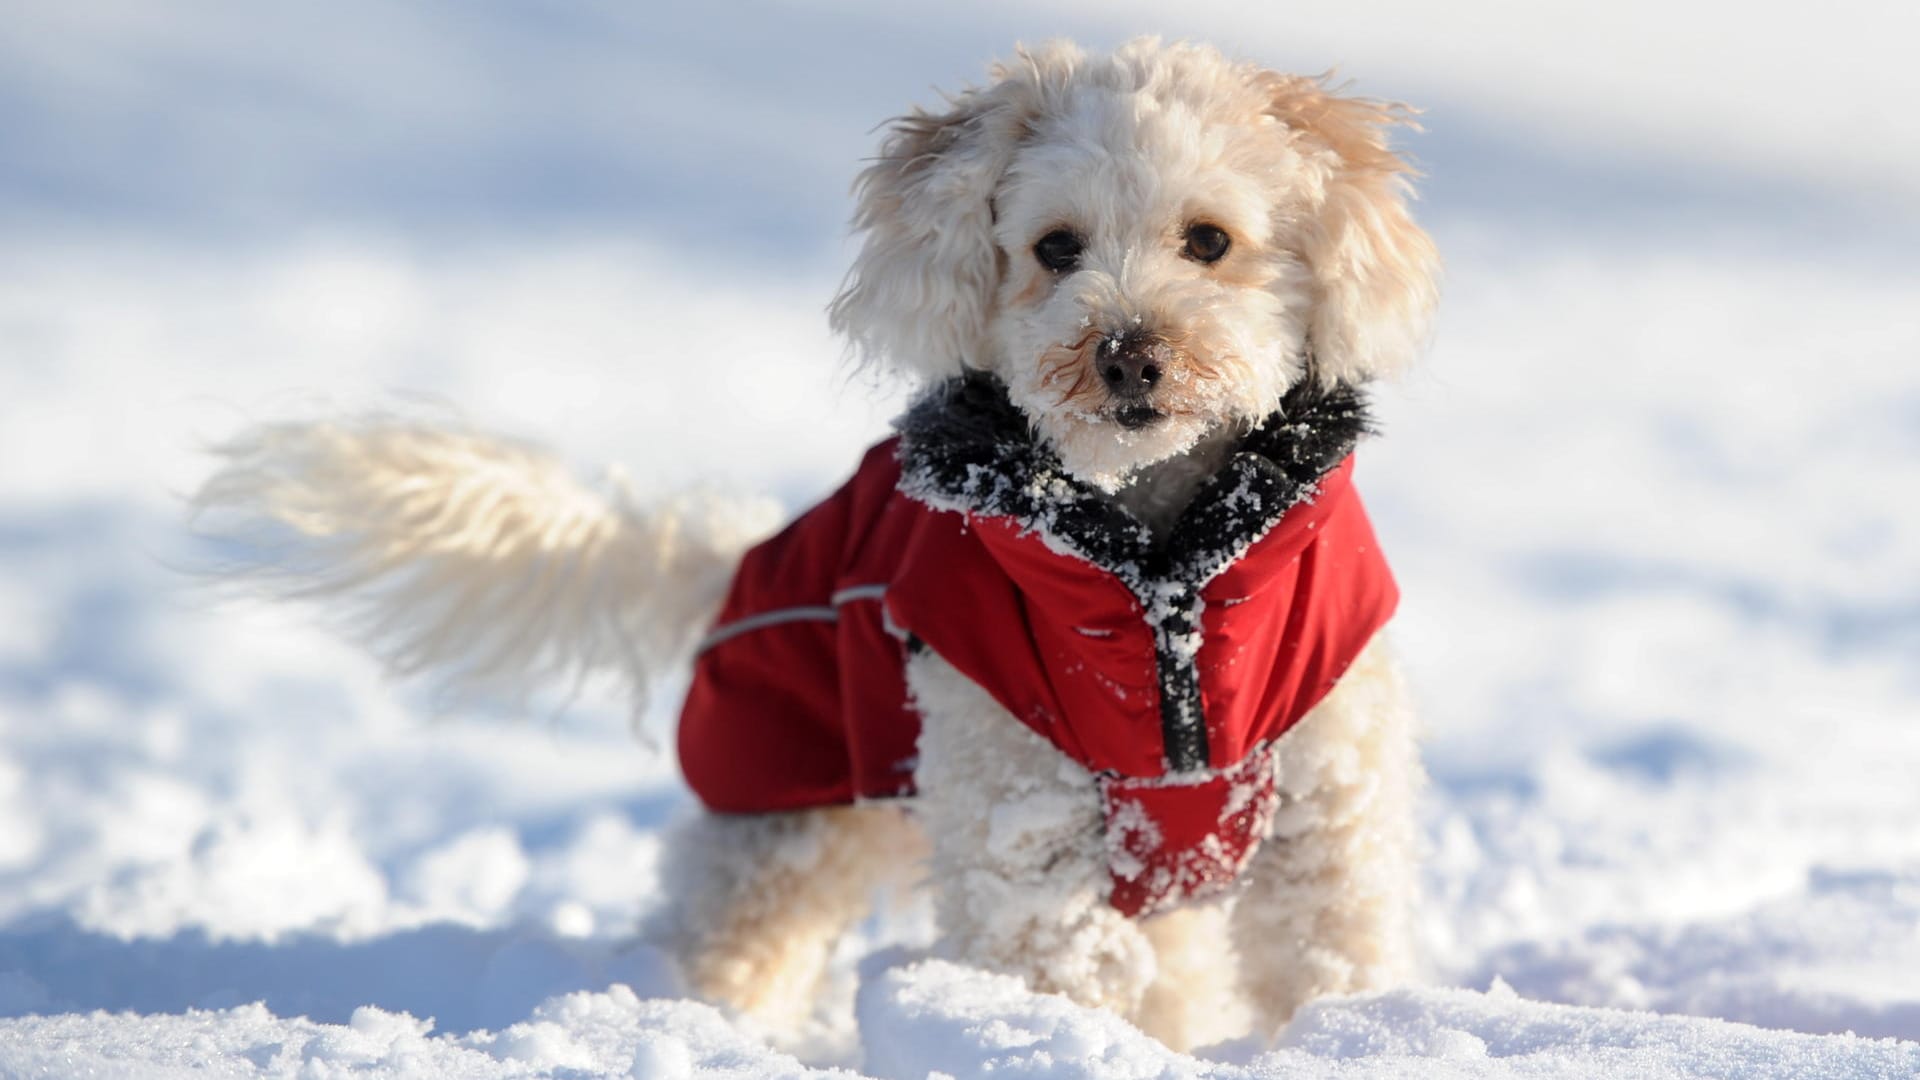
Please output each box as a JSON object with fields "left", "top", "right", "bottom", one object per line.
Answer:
{"left": 1263, "top": 74, "right": 1440, "bottom": 386}
{"left": 829, "top": 61, "right": 1045, "bottom": 382}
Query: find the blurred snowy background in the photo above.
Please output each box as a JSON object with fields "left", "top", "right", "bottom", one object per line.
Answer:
{"left": 2, "top": 2, "right": 1918, "bottom": 1076}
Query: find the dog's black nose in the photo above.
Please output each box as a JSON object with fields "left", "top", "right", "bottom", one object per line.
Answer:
{"left": 1098, "top": 331, "right": 1165, "bottom": 397}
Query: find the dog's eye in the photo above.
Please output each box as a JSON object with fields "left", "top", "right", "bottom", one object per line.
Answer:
{"left": 1034, "top": 230, "right": 1084, "bottom": 273}
{"left": 1183, "top": 223, "right": 1231, "bottom": 264}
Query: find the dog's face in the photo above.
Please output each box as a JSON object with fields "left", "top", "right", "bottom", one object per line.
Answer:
{"left": 831, "top": 39, "right": 1438, "bottom": 490}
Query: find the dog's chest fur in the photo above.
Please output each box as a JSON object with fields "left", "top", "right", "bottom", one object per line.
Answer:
{"left": 1110, "top": 425, "right": 1243, "bottom": 542}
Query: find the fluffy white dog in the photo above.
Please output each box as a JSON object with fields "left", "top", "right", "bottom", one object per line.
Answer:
{"left": 194, "top": 38, "right": 1437, "bottom": 1052}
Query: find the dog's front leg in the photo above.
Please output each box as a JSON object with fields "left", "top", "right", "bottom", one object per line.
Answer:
{"left": 654, "top": 803, "right": 923, "bottom": 1031}
{"left": 1229, "top": 635, "right": 1422, "bottom": 1035}
{"left": 1134, "top": 899, "right": 1246, "bottom": 1051}
{"left": 907, "top": 651, "right": 1156, "bottom": 1016}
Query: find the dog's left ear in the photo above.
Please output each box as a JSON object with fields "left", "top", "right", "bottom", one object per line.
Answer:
{"left": 830, "top": 53, "right": 1054, "bottom": 382}
{"left": 1264, "top": 74, "right": 1441, "bottom": 385}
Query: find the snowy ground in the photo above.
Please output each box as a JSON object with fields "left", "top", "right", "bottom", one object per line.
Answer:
{"left": 3, "top": 4, "right": 1918, "bottom": 1078}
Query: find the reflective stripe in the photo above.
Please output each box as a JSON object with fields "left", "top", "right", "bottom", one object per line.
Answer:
{"left": 830, "top": 583, "right": 889, "bottom": 606}
{"left": 696, "top": 607, "right": 836, "bottom": 654}
{"left": 696, "top": 583, "right": 890, "bottom": 656}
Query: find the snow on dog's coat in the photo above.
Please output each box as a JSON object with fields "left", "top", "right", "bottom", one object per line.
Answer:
{"left": 193, "top": 38, "right": 1438, "bottom": 1052}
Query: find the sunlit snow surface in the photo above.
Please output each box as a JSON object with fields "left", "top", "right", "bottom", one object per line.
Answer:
{"left": 2, "top": 3, "right": 1919, "bottom": 1077}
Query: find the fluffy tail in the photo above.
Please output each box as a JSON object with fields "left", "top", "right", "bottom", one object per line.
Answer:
{"left": 190, "top": 414, "right": 782, "bottom": 720}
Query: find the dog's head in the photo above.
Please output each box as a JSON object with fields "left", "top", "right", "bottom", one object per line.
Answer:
{"left": 830, "top": 39, "right": 1438, "bottom": 489}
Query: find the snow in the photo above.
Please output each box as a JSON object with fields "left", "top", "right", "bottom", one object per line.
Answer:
{"left": 3, "top": 4, "right": 1919, "bottom": 1078}
{"left": 0, "top": 988, "right": 860, "bottom": 1079}
{"left": 861, "top": 959, "right": 1920, "bottom": 1079}
{"left": 8, "top": 965, "right": 1915, "bottom": 1079}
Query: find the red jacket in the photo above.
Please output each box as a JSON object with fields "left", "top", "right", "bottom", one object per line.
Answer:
{"left": 679, "top": 375, "right": 1397, "bottom": 915}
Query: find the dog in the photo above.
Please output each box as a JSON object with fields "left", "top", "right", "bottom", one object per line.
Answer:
{"left": 193, "top": 38, "right": 1437, "bottom": 1052}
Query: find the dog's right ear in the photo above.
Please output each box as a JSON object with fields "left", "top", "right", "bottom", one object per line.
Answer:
{"left": 829, "top": 60, "right": 1045, "bottom": 382}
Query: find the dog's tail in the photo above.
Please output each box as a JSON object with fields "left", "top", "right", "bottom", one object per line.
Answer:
{"left": 189, "top": 414, "right": 782, "bottom": 721}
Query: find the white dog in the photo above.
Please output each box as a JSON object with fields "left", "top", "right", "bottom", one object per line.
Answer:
{"left": 194, "top": 38, "right": 1437, "bottom": 1052}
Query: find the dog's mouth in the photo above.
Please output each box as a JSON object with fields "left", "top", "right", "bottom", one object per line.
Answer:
{"left": 1111, "top": 404, "right": 1164, "bottom": 431}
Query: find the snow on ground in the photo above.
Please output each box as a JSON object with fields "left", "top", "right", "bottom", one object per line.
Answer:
{"left": 0, "top": 988, "right": 857, "bottom": 1080}
{"left": 3, "top": 3, "right": 1919, "bottom": 1077}
{"left": 6, "top": 964, "right": 1918, "bottom": 1079}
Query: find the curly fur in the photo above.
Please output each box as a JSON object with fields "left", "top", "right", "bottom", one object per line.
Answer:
{"left": 665, "top": 40, "right": 1434, "bottom": 1051}
{"left": 195, "top": 36, "right": 1437, "bottom": 1054}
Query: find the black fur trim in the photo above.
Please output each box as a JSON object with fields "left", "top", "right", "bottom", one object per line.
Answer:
{"left": 892, "top": 373, "right": 1153, "bottom": 570}
{"left": 894, "top": 372, "right": 1372, "bottom": 773}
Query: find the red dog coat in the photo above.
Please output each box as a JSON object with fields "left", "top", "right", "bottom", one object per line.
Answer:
{"left": 679, "top": 374, "right": 1397, "bottom": 916}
